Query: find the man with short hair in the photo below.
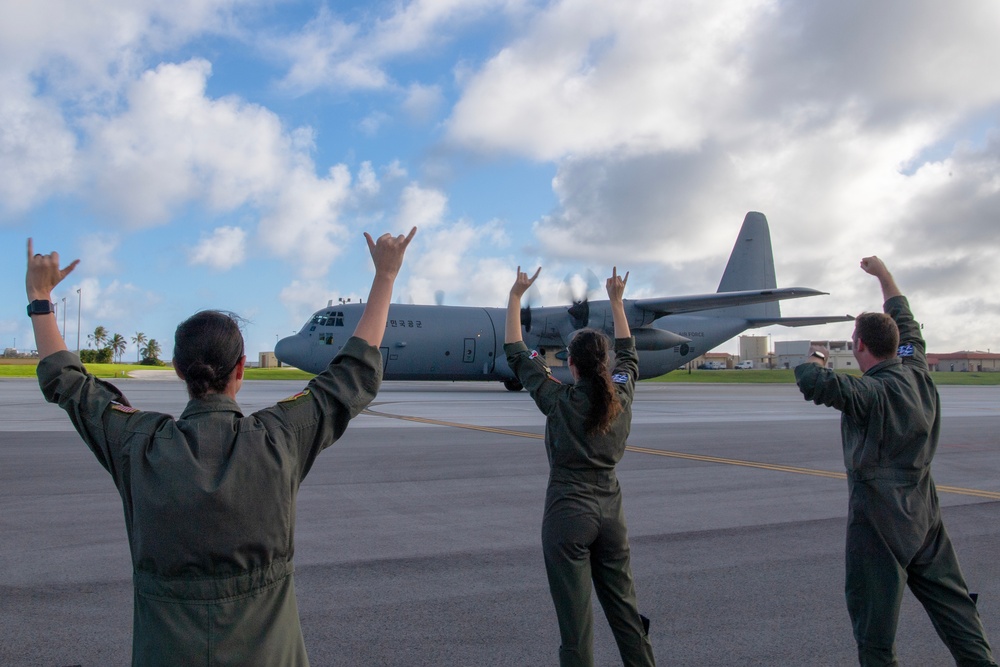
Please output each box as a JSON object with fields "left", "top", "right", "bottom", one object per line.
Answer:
{"left": 795, "top": 256, "right": 997, "bottom": 667}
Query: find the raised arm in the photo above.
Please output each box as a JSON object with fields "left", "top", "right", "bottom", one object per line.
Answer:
{"left": 26, "top": 239, "right": 80, "bottom": 360}
{"left": 505, "top": 266, "right": 540, "bottom": 344}
{"left": 606, "top": 266, "right": 630, "bottom": 339}
{"left": 860, "top": 255, "right": 926, "bottom": 359}
{"left": 353, "top": 227, "right": 417, "bottom": 348}
{"left": 860, "top": 256, "right": 901, "bottom": 302}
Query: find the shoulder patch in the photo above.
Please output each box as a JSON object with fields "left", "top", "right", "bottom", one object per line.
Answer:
{"left": 612, "top": 372, "right": 629, "bottom": 384}
{"left": 279, "top": 389, "right": 312, "bottom": 403}
{"left": 529, "top": 349, "right": 554, "bottom": 376}
{"left": 110, "top": 402, "right": 138, "bottom": 414}
{"left": 897, "top": 343, "right": 915, "bottom": 357}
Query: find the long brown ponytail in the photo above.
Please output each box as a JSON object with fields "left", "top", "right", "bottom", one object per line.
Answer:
{"left": 568, "top": 329, "right": 621, "bottom": 435}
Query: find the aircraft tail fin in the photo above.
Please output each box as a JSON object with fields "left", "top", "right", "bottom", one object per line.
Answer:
{"left": 714, "top": 212, "right": 779, "bottom": 319}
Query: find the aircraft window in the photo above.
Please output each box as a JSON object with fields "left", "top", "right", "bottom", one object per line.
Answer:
{"left": 310, "top": 313, "right": 347, "bottom": 327}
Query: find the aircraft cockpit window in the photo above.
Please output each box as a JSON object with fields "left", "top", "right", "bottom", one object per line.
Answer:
{"left": 313, "top": 312, "right": 345, "bottom": 327}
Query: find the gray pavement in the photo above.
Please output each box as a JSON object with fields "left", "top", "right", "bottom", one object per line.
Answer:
{"left": 2, "top": 378, "right": 1000, "bottom": 666}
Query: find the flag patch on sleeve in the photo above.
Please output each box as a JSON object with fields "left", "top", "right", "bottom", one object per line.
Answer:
{"left": 897, "top": 344, "right": 915, "bottom": 357}
{"left": 279, "top": 389, "right": 312, "bottom": 403}
{"left": 612, "top": 373, "right": 629, "bottom": 384}
{"left": 111, "top": 402, "right": 138, "bottom": 414}
{"left": 529, "top": 350, "right": 540, "bottom": 359}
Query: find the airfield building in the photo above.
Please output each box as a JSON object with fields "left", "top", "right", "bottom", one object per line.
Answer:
{"left": 738, "top": 335, "right": 770, "bottom": 369}
{"left": 775, "top": 340, "right": 856, "bottom": 370}
{"left": 258, "top": 351, "right": 281, "bottom": 368}
{"left": 927, "top": 352, "right": 1000, "bottom": 372}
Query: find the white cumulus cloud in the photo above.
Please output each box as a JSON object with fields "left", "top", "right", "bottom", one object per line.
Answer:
{"left": 189, "top": 226, "right": 247, "bottom": 270}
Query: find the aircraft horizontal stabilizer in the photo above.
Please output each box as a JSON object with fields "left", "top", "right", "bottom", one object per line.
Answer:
{"left": 745, "top": 315, "right": 855, "bottom": 328}
{"left": 632, "top": 287, "right": 827, "bottom": 316}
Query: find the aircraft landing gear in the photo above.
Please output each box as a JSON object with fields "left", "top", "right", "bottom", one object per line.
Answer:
{"left": 503, "top": 379, "right": 523, "bottom": 392}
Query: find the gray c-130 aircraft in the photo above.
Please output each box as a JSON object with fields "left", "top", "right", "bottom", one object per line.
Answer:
{"left": 275, "top": 212, "right": 853, "bottom": 390}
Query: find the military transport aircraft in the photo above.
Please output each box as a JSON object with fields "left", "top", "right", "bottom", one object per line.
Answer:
{"left": 275, "top": 212, "right": 853, "bottom": 390}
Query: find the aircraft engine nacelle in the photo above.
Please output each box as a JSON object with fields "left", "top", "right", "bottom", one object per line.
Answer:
{"left": 632, "top": 327, "right": 691, "bottom": 351}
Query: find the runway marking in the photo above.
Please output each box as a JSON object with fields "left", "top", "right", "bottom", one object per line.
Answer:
{"left": 363, "top": 407, "right": 545, "bottom": 438}
{"left": 362, "top": 408, "right": 1000, "bottom": 501}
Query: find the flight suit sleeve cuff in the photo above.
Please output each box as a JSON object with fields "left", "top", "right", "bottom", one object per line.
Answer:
{"left": 340, "top": 335, "right": 379, "bottom": 359}
{"left": 503, "top": 341, "right": 529, "bottom": 356}
{"left": 614, "top": 336, "right": 636, "bottom": 351}
{"left": 883, "top": 294, "right": 909, "bottom": 313}
{"left": 36, "top": 350, "right": 87, "bottom": 400}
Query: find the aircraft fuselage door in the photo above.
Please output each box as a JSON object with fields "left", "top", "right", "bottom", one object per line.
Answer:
{"left": 379, "top": 346, "right": 389, "bottom": 371}
{"left": 463, "top": 338, "right": 476, "bottom": 363}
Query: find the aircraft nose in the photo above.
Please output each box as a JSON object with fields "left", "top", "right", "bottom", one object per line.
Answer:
{"left": 275, "top": 334, "right": 310, "bottom": 369}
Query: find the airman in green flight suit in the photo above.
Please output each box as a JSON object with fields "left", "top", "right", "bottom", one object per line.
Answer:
{"left": 505, "top": 266, "right": 656, "bottom": 667}
{"left": 795, "top": 255, "right": 997, "bottom": 667}
{"left": 26, "top": 228, "right": 416, "bottom": 666}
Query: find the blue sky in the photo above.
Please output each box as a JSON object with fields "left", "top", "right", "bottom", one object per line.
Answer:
{"left": 3, "top": 0, "right": 1000, "bottom": 361}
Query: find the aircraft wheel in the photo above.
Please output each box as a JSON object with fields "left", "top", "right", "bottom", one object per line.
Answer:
{"left": 503, "top": 379, "right": 523, "bottom": 392}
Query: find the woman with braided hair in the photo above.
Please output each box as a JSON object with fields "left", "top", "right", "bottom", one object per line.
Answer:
{"left": 504, "top": 266, "right": 656, "bottom": 667}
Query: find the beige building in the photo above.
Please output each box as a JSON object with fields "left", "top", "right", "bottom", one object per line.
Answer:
{"left": 738, "top": 335, "right": 770, "bottom": 369}
{"left": 775, "top": 340, "right": 857, "bottom": 370}
{"left": 258, "top": 351, "right": 281, "bottom": 368}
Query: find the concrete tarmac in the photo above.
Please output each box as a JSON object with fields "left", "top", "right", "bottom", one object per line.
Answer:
{"left": 2, "top": 377, "right": 1000, "bottom": 666}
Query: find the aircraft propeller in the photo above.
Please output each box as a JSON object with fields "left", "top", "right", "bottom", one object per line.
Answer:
{"left": 520, "top": 304, "right": 532, "bottom": 333}
{"left": 561, "top": 270, "right": 601, "bottom": 330}
{"left": 519, "top": 283, "right": 539, "bottom": 333}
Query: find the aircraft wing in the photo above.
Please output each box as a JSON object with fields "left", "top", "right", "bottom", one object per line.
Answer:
{"left": 632, "top": 287, "right": 828, "bottom": 316}
{"left": 745, "top": 315, "right": 855, "bottom": 327}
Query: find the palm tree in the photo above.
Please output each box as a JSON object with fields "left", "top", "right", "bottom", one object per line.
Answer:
{"left": 87, "top": 325, "right": 108, "bottom": 350}
{"left": 132, "top": 331, "right": 148, "bottom": 362}
{"left": 142, "top": 339, "right": 162, "bottom": 362}
{"left": 110, "top": 333, "right": 127, "bottom": 364}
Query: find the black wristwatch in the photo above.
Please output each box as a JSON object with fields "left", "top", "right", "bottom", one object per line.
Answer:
{"left": 27, "top": 300, "right": 55, "bottom": 317}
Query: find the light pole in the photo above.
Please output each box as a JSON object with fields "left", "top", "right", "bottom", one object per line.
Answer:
{"left": 76, "top": 288, "right": 82, "bottom": 352}
{"left": 61, "top": 297, "right": 67, "bottom": 341}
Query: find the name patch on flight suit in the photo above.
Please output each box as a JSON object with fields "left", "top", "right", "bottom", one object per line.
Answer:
{"left": 278, "top": 389, "right": 312, "bottom": 403}
{"left": 897, "top": 344, "right": 915, "bottom": 357}
{"left": 612, "top": 373, "right": 629, "bottom": 384}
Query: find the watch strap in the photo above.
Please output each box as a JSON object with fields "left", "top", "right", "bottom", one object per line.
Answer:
{"left": 27, "top": 300, "right": 55, "bottom": 317}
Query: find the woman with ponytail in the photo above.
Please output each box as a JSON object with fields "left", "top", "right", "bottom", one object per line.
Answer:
{"left": 505, "top": 266, "right": 655, "bottom": 667}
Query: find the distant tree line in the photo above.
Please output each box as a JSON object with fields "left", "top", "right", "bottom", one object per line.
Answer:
{"left": 80, "top": 326, "right": 164, "bottom": 366}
